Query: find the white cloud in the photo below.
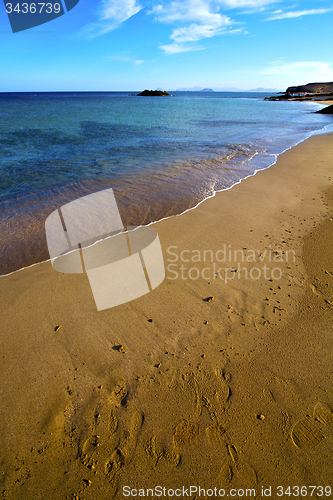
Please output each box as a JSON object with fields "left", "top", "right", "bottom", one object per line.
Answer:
{"left": 106, "top": 56, "right": 145, "bottom": 65}
{"left": 151, "top": 0, "right": 246, "bottom": 53}
{"left": 267, "top": 8, "right": 332, "bottom": 20}
{"left": 171, "top": 19, "right": 230, "bottom": 42}
{"left": 262, "top": 61, "right": 333, "bottom": 80}
{"left": 216, "top": 0, "right": 277, "bottom": 7}
{"left": 160, "top": 43, "right": 205, "bottom": 54}
{"left": 83, "top": 0, "right": 281, "bottom": 47}
{"left": 150, "top": 0, "right": 228, "bottom": 24}
{"left": 100, "top": 0, "right": 142, "bottom": 22}
{"left": 84, "top": 0, "right": 143, "bottom": 37}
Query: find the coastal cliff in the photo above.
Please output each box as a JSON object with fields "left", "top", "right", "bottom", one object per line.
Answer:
{"left": 286, "top": 82, "right": 333, "bottom": 95}
{"left": 266, "top": 81, "right": 333, "bottom": 101}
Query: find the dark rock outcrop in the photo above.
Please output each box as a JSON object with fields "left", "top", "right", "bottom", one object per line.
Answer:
{"left": 316, "top": 104, "right": 333, "bottom": 114}
{"left": 137, "top": 90, "right": 170, "bottom": 96}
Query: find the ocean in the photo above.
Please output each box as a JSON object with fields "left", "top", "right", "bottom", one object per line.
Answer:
{"left": 0, "top": 91, "right": 332, "bottom": 275}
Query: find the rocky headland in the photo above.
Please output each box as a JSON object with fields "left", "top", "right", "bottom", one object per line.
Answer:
{"left": 265, "top": 81, "right": 333, "bottom": 102}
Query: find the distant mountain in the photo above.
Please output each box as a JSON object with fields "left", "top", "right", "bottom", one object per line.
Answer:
{"left": 176, "top": 86, "right": 206, "bottom": 91}
{"left": 175, "top": 86, "right": 281, "bottom": 92}
{"left": 246, "top": 87, "right": 281, "bottom": 92}
{"left": 212, "top": 87, "right": 241, "bottom": 92}
{"left": 213, "top": 87, "right": 281, "bottom": 92}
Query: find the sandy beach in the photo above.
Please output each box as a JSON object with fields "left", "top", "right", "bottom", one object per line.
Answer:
{"left": 1, "top": 132, "right": 333, "bottom": 499}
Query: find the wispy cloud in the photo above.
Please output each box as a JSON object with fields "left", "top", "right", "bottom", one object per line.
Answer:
{"left": 106, "top": 55, "right": 145, "bottom": 65}
{"left": 84, "top": 0, "right": 143, "bottom": 37}
{"left": 217, "top": 0, "right": 277, "bottom": 8}
{"left": 262, "top": 61, "right": 333, "bottom": 80}
{"left": 151, "top": 0, "right": 248, "bottom": 53}
{"left": 267, "top": 8, "right": 332, "bottom": 20}
{"left": 171, "top": 23, "right": 228, "bottom": 42}
{"left": 150, "top": 0, "right": 229, "bottom": 24}
{"left": 160, "top": 43, "right": 206, "bottom": 54}
{"left": 83, "top": 0, "right": 278, "bottom": 47}
{"left": 160, "top": 26, "right": 245, "bottom": 53}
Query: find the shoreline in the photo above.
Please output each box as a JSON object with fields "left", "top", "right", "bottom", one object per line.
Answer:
{"left": 1, "top": 120, "right": 332, "bottom": 278}
{"left": 1, "top": 132, "right": 333, "bottom": 498}
{"left": 1, "top": 92, "right": 332, "bottom": 277}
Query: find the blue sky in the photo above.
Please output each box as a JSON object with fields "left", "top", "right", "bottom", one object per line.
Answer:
{"left": 1, "top": 0, "right": 332, "bottom": 91}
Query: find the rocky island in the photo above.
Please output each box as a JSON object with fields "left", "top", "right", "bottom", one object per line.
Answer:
{"left": 137, "top": 89, "right": 170, "bottom": 96}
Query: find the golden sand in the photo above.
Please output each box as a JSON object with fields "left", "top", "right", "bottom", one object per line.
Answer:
{"left": 1, "top": 133, "right": 333, "bottom": 499}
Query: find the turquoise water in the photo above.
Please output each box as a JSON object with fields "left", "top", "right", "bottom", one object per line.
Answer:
{"left": 0, "top": 91, "right": 332, "bottom": 274}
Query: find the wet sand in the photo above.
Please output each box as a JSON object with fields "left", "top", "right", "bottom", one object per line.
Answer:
{"left": 0, "top": 133, "right": 333, "bottom": 499}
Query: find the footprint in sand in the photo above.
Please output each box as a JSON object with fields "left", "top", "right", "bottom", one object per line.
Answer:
{"left": 314, "top": 402, "right": 333, "bottom": 425}
{"left": 104, "top": 448, "right": 125, "bottom": 498}
{"left": 205, "top": 423, "right": 225, "bottom": 444}
{"left": 81, "top": 435, "right": 99, "bottom": 470}
{"left": 198, "top": 370, "right": 230, "bottom": 428}
{"left": 143, "top": 368, "right": 230, "bottom": 470}
{"left": 105, "top": 411, "right": 143, "bottom": 496}
{"left": 108, "top": 384, "right": 129, "bottom": 408}
{"left": 80, "top": 404, "right": 119, "bottom": 469}
{"left": 291, "top": 418, "right": 324, "bottom": 448}
{"left": 173, "top": 419, "right": 199, "bottom": 447}
{"left": 144, "top": 435, "right": 164, "bottom": 466}
{"left": 109, "top": 408, "right": 118, "bottom": 434}
{"left": 291, "top": 402, "right": 333, "bottom": 449}
{"left": 217, "top": 442, "right": 257, "bottom": 489}
{"left": 218, "top": 463, "right": 233, "bottom": 483}
{"left": 144, "top": 435, "right": 181, "bottom": 467}
{"left": 78, "top": 384, "right": 144, "bottom": 497}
